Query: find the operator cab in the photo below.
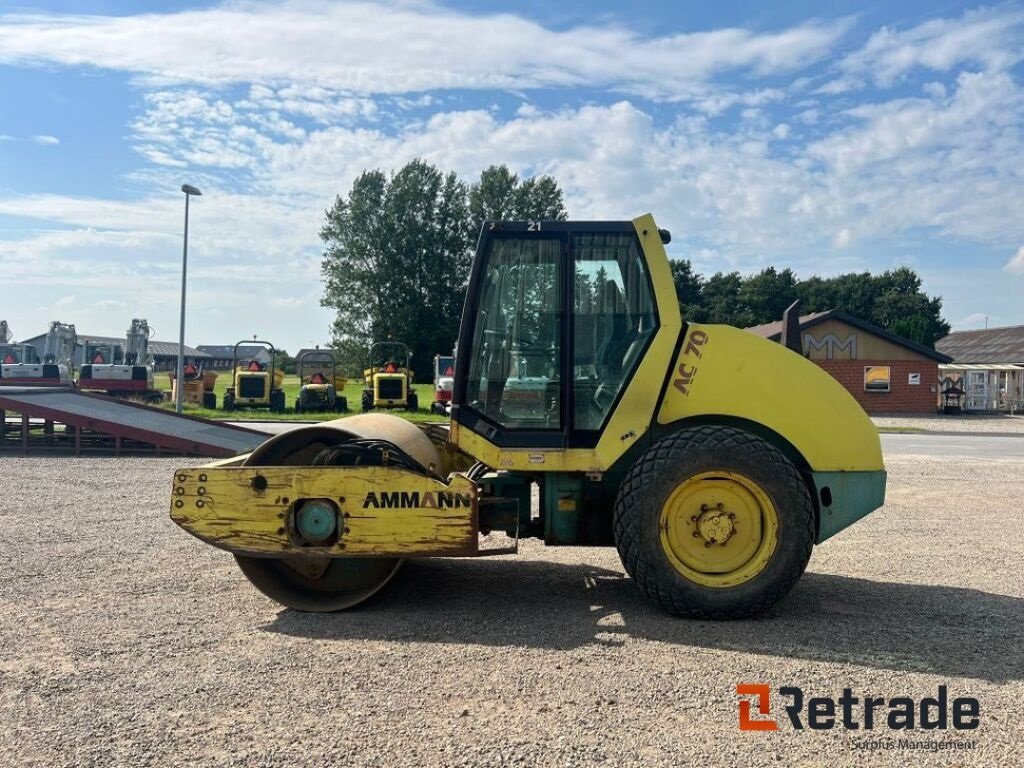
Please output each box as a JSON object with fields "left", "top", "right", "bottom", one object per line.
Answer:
{"left": 1, "top": 344, "right": 40, "bottom": 365}
{"left": 85, "top": 344, "right": 124, "bottom": 366}
{"left": 453, "top": 221, "right": 661, "bottom": 448}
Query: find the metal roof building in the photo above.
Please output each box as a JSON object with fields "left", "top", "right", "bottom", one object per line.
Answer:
{"left": 935, "top": 325, "right": 1024, "bottom": 412}
{"left": 18, "top": 332, "right": 210, "bottom": 370}
{"left": 936, "top": 325, "right": 1024, "bottom": 364}
{"left": 196, "top": 345, "right": 274, "bottom": 369}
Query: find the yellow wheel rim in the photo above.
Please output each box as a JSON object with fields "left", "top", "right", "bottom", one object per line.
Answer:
{"left": 659, "top": 470, "right": 779, "bottom": 588}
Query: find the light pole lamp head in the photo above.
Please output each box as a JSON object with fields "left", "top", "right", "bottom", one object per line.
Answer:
{"left": 181, "top": 184, "right": 202, "bottom": 196}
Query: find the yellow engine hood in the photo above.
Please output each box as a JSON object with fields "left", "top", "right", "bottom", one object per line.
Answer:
{"left": 658, "top": 324, "right": 883, "bottom": 472}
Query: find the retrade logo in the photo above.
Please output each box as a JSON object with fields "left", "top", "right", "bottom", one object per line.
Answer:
{"left": 736, "top": 684, "right": 980, "bottom": 732}
{"left": 737, "top": 684, "right": 778, "bottom": 731}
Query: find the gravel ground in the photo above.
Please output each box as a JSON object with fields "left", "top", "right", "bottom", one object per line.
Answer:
{"left": 0, "top": 453, "right": 1020, "bottom": 768}
{"left": 873, "top": 413, "right": 1024, "bottom": 434}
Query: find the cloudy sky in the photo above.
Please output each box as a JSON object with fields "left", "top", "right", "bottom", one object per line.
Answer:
{"left": 1, "top": 0, "right": 1022, "bottom": 351}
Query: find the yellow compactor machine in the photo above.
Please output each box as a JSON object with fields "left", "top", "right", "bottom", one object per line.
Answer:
{"left": 170, "top": 215, "right": 885, "bottom": 618}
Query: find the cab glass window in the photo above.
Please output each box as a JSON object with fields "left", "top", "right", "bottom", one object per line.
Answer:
{"left": 572, "top": 232, "right": 657, "bottom": 431}
{"left": 464, "top": 237, "right": 562, "bottom": 429}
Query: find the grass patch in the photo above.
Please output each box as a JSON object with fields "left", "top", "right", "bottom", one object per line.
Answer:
{"left": 153, "top": 372, "right": 441, "bottom": 422}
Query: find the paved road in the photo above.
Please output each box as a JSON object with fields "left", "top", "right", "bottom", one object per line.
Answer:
{"left": 229, "top": 420, "right": 326, "bottom": 435}
{"left": 881, "top": 432, "right": 1024, "bottom": 458}
{"left": 235, "top": 421, "right": 1024, "bottom": 459}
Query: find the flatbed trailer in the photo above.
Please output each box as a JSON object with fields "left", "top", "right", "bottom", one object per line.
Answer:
{"left": 0, "top": 386, "right": 266, "bottom": 457}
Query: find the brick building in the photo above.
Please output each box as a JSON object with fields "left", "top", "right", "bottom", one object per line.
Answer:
{"left": 747, "top": 310, "right": 952, "bottom": 415}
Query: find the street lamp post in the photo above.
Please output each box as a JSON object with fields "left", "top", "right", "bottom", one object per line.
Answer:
{"left": 175, "top": 184, "right": 202, "bottom": 414}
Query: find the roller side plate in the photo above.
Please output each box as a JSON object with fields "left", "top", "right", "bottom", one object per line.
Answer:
{"left": 170, "top": 466, "right": 479, "bottom": 557}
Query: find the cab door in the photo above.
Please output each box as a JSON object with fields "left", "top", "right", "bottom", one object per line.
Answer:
{"left": 453, "top": 221, "right": 659, "bottom": 453}
{"left": 454, "top": 224, "right": 568, "bottom": 447}
{"left": 568, "top": 229, "right": 658, "bottom": 448}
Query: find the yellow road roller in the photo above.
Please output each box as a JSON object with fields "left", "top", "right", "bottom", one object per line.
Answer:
{"left": 222, "top": 340, "right": 286, "bottom": 413}
{"left": 170, "top": 215, "right": 885, "bottom": 618}
{"left": 361, "top": 341, "right": 417, "bottom": 412}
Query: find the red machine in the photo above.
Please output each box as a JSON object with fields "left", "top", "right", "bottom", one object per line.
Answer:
{"left": 0, "top": 320, "right": 76, "bottom": 386}
{"left": 78, "top": 319, "right": 162, "bottom": 402}
{"left": 430, "top": 354, "right": 455, "bottom": 415}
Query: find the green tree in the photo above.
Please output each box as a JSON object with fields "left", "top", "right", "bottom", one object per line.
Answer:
{"left": 468, "top": 165, "right": 567, "bottom": 235}
{"left": 797, "top": 272, "right": 877, "bottom": 321}
{"left": 379, "top": 161, "right": 472, "bottom": 377}
{"left": 797, "top": 267, "right": 949, "bottom": 347}
{"left": 871, "top": 287, "right": 950, "bottom": 346}
{"left": 670, "top": 259, "right": 705, "bottom": 321}
{"left": 669, "top": 258, "right": 949, "bottom": 346}
{"left": 275, "top": 349, "right": 296, "bottom": 375}
{"left": 320, "top": 169, "right": 390, "bottom": 374}
{"left": 321, "top": 160, "right": 569, "bottom": 379}
{"left": 740, "top": 267, "right": 798, "bottom": 325}
{"left": 702, "top": 272, "right": 752, "bottom": 327}
{"left": 320, "top": 161, "right": 471, "bottom": 378}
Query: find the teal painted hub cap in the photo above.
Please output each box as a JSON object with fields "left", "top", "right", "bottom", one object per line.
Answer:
{"left": 296, "top": 500, "right": 337, "bottom": 542}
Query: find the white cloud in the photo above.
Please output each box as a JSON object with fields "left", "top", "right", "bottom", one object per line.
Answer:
{"left": 1005, "top": 246, "right": 1024, "bottom": 274}
{"left": 0, "top": 133, "right": 59, "bottom": 144}
{"left": 0, "top": 227, "right": 164, "bottom": 264}
{"left": 692, "top": 87, "right": 787, "bottom": 116}
{"left": 955, "top": 312, "right": 992, "bottom": 329}
{"left": 0, "top": 1, "right": 849, "bottom": 101}
{"left": 839, "top": 6, "right": 1024, "bottom": 87}
{"left": 94, "top": 299, "right": 126, "bottom": 311}
{"left": 5, "top": 77, "right": 1024, "bottom": 277}
{"left": 795, "top": 108, "right": 820, "bottom": 125}
{"left": 0, "top": 196, "right": 178, "bottom": 230}
{"left": 2, "top": 3, "right": 1023, "bottom": 343}
{"left": 808, "top": 71, "right": 1023, "bottom": 175}
{"left": 803, "top": 70, "right": 1024, "bottom": 245}
{"left": 269, "top": 296, "right": 305, "bottom": 309}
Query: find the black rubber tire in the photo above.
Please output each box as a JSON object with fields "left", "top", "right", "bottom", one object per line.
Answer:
{"left": 361, "top": 390, "right": 373, "bottom": 413}
{"left": 294, "top": 398, "right": 302, "bottom": 414}
{"left": 337, "top": 396, "right": 348, "bottom": 413}
{"left": 407, "top": 391, "right": 419, "bottom": 412}
{"left": 269, "top": 390, "right": 285, "bottom": 413}
{"left": 613, "top": 425, "right": 814, "bottom": 619}
{"left": 202, "top": 391, "right": 216, "bottom": 409}
{"left": 222, "top": 391, "right": 235, "bottom": 411}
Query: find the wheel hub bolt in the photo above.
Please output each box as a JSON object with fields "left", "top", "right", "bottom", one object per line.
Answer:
{"left": 694, "top": 507, "right": 737, "bottom": 547}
